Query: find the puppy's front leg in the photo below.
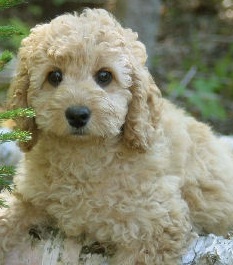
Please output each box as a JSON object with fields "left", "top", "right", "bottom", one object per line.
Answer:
{"left": 108, "top": 176, "right": 193, "bottom": 265}
{"left": 0, "top": 191, "right": 49, "bottom": 263}
{"left": 110, "top": 215, "right": 191, "bottom": 265}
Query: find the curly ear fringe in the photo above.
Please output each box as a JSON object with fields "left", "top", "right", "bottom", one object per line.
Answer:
{"left": 7, "top": 60, "right": 38, "bottom": 152}
{"left": 123, "top": 67, "right": 162, "bottom": 152}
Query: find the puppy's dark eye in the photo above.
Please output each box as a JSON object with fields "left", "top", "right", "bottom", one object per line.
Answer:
{"left": 95, "top": 69, "right": 112, "bottom": 87}
{"left": 47, "top": 70, "right": 63, "bottom": 87}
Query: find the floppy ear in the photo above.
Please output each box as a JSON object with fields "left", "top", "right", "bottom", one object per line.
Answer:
{"left": 7, "top": 52, "right": 38, "bottom": 152}
{"left": 123, "top": 66, "right": 162, "bottom": 151}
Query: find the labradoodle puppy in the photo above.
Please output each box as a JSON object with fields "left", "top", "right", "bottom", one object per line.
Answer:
{"left": 1, "top": 8, "right": 233, "bottom": 265}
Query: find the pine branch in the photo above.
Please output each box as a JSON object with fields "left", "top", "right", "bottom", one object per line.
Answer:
{"left": 0, "top": 166, "right": 14, "bottom": 207}
{"left": 0, "top": 199, "right": 9, "bottom": 208}
{"left": 0, "top": 25, "right": 24, "bottom": 38}
{"left": 0, "top": 0, "right": 27, "bottom": 10}
{"left": 0, "top": 109, "right": 35, "bottom": 143}
{"left": 0, "top": 129, "right": 32, "bottom": 142}
{"left": 0, "top": 50, "right": 13, "bottom": 71}
{"left": 0, "top": 108, "right": 35, "bottom": 120}
{"left": 0, "top": 166, "right": 14, "bottom": 186}
{"left": 0, "top": 0, "right": 29, "bottom": 209}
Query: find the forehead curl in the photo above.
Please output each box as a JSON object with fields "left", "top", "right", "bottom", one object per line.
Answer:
{"left": 19, "top": 9, "right": 147, "bottom": 66}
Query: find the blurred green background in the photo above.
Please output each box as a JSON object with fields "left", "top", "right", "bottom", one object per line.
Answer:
{"left": 0, "top": 0, "right": 232, "bottom": 134}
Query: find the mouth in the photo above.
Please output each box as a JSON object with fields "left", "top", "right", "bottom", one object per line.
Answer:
{"left": 70, "top": 127, "right": 89, "bottom": 136}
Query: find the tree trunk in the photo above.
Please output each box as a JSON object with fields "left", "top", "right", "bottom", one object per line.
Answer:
{"left": 115, "top": 0, "right": 161, "bottom": 69}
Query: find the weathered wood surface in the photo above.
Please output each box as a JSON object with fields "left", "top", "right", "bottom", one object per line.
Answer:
{"left": 4, "top": 232, "right": 233, "bottom": 265}
{"left": 182, "top": 234, "right": 233, "bottom": 265}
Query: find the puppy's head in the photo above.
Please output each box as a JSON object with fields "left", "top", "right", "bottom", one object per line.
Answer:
{"left": 8, "top": 9, "right": 161, "bottom": 152}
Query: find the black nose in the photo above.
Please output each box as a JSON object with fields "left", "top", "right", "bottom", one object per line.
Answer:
{"left": 65, "top": 106, "right": 91, "bottom": 129}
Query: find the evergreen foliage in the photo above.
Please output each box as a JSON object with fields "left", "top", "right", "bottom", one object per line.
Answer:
{"left": 0, "top": 0, "right": 26, "bottom": 10}
{"left": 0, "top": 0, "right": 31, "bottom": 207}
{"left": 0, "top": 50, "right": 12, "bottom": 70}
{"left": 0, "top": 108, "right": 35, "bottom": 207}
{"left": 0, "top": 25, "right": 24, "bottom": 37}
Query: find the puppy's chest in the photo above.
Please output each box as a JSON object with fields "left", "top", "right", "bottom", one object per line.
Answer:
{"left": 43, "top": 151, "right": 148, "bottom": 227}
{"left": 45, "top": 149, "right": 138, "bottom": 201}
{"left": 48, "top": 149, "right": 121, "bottom": 184}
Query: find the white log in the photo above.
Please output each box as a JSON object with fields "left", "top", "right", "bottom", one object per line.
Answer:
{"left": 4, "top": 231, "right": 233, "bottom": 265}
{"left": 182, "top": 234, "right": 233, "bottom": 265}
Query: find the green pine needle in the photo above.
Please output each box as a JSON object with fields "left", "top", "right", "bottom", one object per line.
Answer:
{"left": 0, "top": 50, "right": 13, "bottom": 71}
{"left": 0, "top": 129, "right": 32, "bottom": 142}
{"left": 0, "top": 0, "right": 28, "bottom": 209}
{"left": 0, "top": 108, "right": 35, "bottom": 120}
{"left": 0, "top": 199, "right": 9, "bottom": 208}
{"left": 0, "top": 25, "right": 24, "bottom": 37}
{"left": 0, "top": 165, "right": 15, "bottom": 178}
{"left": 0, "top": 108, "right": 35, "bottom": 142}
{"left": 0, "top": 167, "right": 13, "bottom": 207}
{"left": 0, "top": 0, "right": 27, "bottom": 10}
